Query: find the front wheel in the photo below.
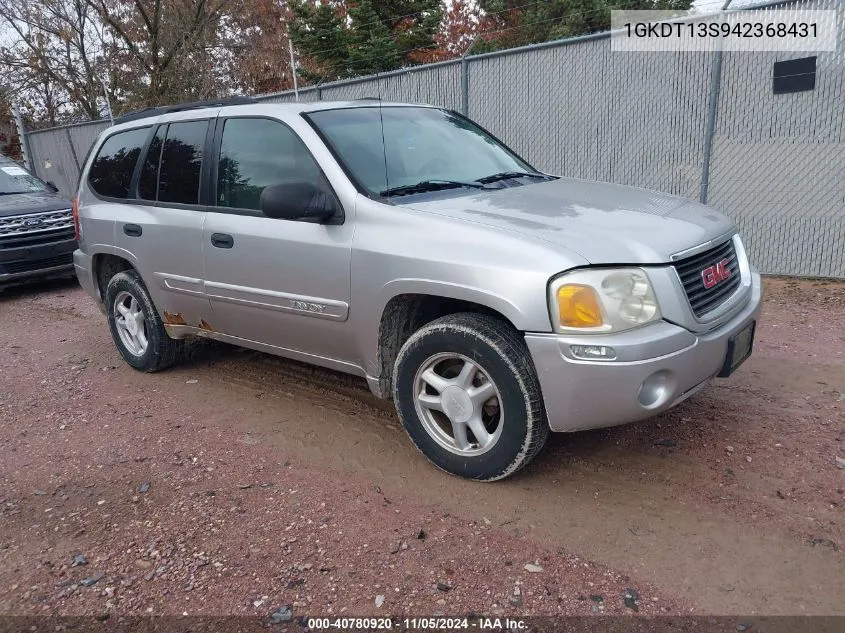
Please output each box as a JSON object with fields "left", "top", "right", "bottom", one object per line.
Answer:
{"left": 393, "top": 313, "right": 549, "bottom": 481}
{"left": 105, "top": 270, "right": 184, "bottom": 372}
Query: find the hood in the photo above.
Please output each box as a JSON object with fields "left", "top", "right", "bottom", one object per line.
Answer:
{"left": 401, "top": 177, "right": 735, "bottom": 264}
{"left": 0, "top": 191, "right": 73, "bottom": 218}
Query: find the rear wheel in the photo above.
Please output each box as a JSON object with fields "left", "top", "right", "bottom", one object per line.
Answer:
{"left": 105, "top": 270, "right": 183, "bottom": 372}
{"left": 393, "top": 313, "right": 549, "bottom": 481}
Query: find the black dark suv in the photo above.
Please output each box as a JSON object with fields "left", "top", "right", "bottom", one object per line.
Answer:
{"left": 0, "top": 155, "right": 76, "bottom": 289}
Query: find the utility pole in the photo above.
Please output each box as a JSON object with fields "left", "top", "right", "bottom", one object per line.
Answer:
{"left": 101, "top": 80, "right": 114, "bottom": 124}
{"left": 288, "top": 39, "right": 299, "bottom": 101}
{"left": 699, "top": 0, "right": 734, "bottom": 204}
{"left": 460, "top": 36, "right": 480, "bottom": 117}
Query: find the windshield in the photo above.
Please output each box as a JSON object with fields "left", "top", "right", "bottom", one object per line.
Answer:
{"left": 0, "top": 162, "right": 47, "bottom": 195}
{"left": 306, "top": 106, "right": 539, "bottom": 198}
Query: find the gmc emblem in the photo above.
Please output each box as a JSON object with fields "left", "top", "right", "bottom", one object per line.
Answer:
{"left": 701, "top": 259, "right": 732, "bottom": 289}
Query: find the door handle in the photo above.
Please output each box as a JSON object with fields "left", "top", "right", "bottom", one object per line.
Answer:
{"left": 123, "top": 224, "right": 142, "bottom": 237}
{"left": 210, "top": 233, "right": 234, "bottom": 249}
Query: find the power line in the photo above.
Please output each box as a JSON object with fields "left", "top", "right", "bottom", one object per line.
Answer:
{"left": 284, "top": 0, "right": 729, "bottom": 81}
{"left": 214, "top": 0, "right": 728, "bottom": 70}
{"left": 211, "top": 0, "right": 729, "bottom": 95}
{"left": 294, "top": 0, "right": 729, "bottom": 63}
{"left": 291, "top": 0, "right": 444, "bottom": 41}
{"left": 226, "top": 0, "right": 569, "bottom": 57}
{"left": 292, "top": 0, "right": 554, "bottom": 56}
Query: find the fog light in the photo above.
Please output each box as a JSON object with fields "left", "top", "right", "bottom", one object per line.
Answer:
{"left": 638, "top": 369, "right": 676, "bottom": 409}
{"left": 570, "top": 344, "right": 617, "bottom": 360}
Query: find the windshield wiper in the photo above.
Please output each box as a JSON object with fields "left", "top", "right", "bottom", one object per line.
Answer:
{"left": 380, "top": 179, "right": 487, "bottom": 198}
{"left": 475, "top": 171, "right": 550, "bottom": 184}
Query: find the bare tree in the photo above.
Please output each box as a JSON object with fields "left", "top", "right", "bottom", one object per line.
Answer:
{"left": 225, "top": 0, "right": 296, "bottom": 95}
{"left": 85, "top": 0, "right": 233, "bottom": 108}
{"left": 0, "top": 0, "right": 107, "bottom": 122}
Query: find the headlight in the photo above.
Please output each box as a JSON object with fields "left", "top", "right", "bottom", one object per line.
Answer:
{"left": 549, "top": 268, "right": 662, "bottom": 333}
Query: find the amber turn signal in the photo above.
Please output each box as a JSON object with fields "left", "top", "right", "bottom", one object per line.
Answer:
{"left": 557, "top": 284, "right": 604, "bottom": 328}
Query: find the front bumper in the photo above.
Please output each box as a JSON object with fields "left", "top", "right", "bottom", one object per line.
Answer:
{"left": 0, "top": 238, "right": 77, "bottom": 286}
{"left": 525, "top": 272, "right": 763, "bottom": 432}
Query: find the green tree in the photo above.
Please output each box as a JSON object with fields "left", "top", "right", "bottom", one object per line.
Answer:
{"left": 475, "top": 0, "right": 692, "bottom": 51}
{"left": 289, "top": 0, "right": 442, "bottom": 81}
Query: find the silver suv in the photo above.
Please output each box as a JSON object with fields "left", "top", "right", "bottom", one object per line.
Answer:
{"left": 74, "top": 98, "right": 762, "bottom": 481}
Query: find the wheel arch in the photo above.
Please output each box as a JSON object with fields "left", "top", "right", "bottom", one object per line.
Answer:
{"left": 371, "top": 282, "right": 527, "bottom": 399}
{"left": 91, "top": 248, "right": 141, "bottom": 303}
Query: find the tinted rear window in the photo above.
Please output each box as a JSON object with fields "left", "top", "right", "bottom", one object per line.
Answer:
{"left": 157, "top": 121, "right": 207, "bottom": 205}
{"left": 138, "top": 126, "right": 165, "bottom": 201}
{"left": 88, "top": 127, "right": 149, "bottom": 198}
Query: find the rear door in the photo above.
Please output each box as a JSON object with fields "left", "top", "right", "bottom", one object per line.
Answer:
{"left": 83, "top": 126, "right": 150, "bottom": 276}
{"left": 111, "top": 116, "right": 213, "bottom": 326}
{"left": 201, "top": 115, "right": 355, "bottom": 364}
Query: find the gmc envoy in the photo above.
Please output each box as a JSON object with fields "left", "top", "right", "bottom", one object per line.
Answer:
{"left": 73, "top": 98, "right": 762, "bottom": 481}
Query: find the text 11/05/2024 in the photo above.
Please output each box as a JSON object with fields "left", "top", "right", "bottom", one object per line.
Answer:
{"left": 306, "top": 616, "right": 528, "bottom": 630}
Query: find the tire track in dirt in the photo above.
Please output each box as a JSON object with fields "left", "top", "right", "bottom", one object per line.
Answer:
{"left": 8, "top": 279, "right": 845, "bottom": 615}
{"left": 171, "top": 337, "right": 845, "bottom": 615}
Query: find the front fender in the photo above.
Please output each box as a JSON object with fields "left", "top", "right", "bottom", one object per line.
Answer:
{"left": 380, "top": 278, "right": 528, "bottom": 330}
{"left": 349, "top": 197, "right": 588, "bottom": 387}
{"left": 358, "top": 277, "right": 552, "bottom": 387}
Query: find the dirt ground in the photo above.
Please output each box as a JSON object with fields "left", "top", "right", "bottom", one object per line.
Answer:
{"left": 0, "top": 276, "right": 843, "bottom": 620}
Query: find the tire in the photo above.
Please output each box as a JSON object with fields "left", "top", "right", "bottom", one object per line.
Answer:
{"left": 104, "top": 269, "right": 183, "bottom": 372}
{"left": 393, "top": 313, "right": 549, "bottom": 481}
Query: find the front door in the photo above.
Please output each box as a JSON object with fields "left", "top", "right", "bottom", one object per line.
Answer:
{"left": 201, "top": 116, "right": 355, "bottom": 365}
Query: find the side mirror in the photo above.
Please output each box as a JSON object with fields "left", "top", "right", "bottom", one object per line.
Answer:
{"left": 259, "top": 181, "right": 338, "bottom": 223}
{"left": 46, "top": 181, "right": 59, "bottom": 192}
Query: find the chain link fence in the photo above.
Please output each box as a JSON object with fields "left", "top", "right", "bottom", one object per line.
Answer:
{"left": 18, "top": 0, "right": 844, "bottom": 277}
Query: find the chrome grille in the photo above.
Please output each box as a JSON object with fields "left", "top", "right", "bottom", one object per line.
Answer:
{"left": 673, "top": 238, "right": 741, "bottom": 318}
{"left": 0, "top": 209, "right": 74, "bottom": 248}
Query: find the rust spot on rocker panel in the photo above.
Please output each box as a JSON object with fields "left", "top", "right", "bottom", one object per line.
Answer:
{"left": 198, "top": 319, "right": 215, "bottom": 332}
{"left": 162, "top": 311, "right": 187, "bottom": 326}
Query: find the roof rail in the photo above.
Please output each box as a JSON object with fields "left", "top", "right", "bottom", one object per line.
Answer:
{"left": 355, "top": 96, "right": 381, "bottom": 101}
{"left": 113, "top": 96, "right": 258, "bottom": 125}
